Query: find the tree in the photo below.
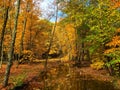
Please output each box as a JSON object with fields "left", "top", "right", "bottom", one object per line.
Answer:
{"left": 3, "top": 0, "right": 21, "bottom": 86}
{"left": 59, "top": 0, "right": 119, "bottom": 68}
{"left": 11, "top": 0, "right": 43, "bottom": 63}
{"left": 16, "top": 0, "right": 29, "bottom": 67}
{"left": 44, "top": 2, "right": 58, "bottom": 72}
{"left": 86, "top": 0, "right": 120, "bottom": 71}
{"left": 53, "top": 24, "right": 76, "bottom": 61}
{"left": 61, "top": 0, "right": 91, "bottom": 66}
{"left": 0, "top": 0, "right": 11, "bottom": 68}
{"left": 104, "top": 29, "right": 120, "bottom": 76}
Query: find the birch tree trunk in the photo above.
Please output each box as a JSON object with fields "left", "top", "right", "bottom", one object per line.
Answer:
{"left": 0, "top": 0, "right": 11, "bottom": 68}
{"left": 3, "top": 0, "right": 21, "bottom": 87}
{"left": 17, "top": 2, "right": 29, "bottom": 68}
{"left": 44, "top": 4, "right": 58, "bottom": 71}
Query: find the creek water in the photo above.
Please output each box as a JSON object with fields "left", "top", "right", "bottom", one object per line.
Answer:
{"left": 14, "top": 62, "right": 119, "bottom": 90}
{"left": 47, "top": 75, "right": 118, "bottom": 90}
{"left": 44, "top": 63, "right": 119, "bottom": 90}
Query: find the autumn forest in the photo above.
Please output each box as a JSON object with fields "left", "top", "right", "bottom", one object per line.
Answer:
{"left": 0, "top": 0, "right": 120, "bottom": 90}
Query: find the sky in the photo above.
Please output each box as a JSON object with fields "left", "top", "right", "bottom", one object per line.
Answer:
{"left": 40, "top": 0, "right": 56, "bottom": 22}
{"left": 40, "top": 0, "right": 66, "bottom": 22}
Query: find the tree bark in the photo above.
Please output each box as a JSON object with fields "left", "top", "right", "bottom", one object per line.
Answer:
{"left": 28, "top": 14, "right": 33, "bottom": 50}
{"left": 17, "top": 2, "right": 29, "bottom": 68}
{"left": 0, "top": 44, "right": 4, "bottom": 68}
{"left": 80, "top": 42, "right": 85, "bottom": 61}
{"left": 0, "top": 0, "right": 10, "bottom": 68}
{"left": 44, "top": 4, "right": 58, "bottom": 71}
{"left": 3, "top": 0, "right": 21, "bottom": 87}
{"left": 19, "top": 18, "right": 27, "bottom": 58}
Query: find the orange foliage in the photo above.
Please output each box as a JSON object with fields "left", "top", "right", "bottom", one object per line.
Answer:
{"left": 0, "top": 0, "right": 50, "bottom": 59}
{"left": 106, "top": 36, "right": 120, "bottom": 47}
{"left": 105, "top": 28, "right": 120, "bottom": 54}
{"left": 111, "top": 0, "right": 120, "bottom": 9}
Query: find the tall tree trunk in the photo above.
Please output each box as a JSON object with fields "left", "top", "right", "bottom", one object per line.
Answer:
{"left": 80, "top": 42, "right": 85, "bottom": 61}
{"left": 44, "top": 4, "right": 58, "bottom": 72}
{"left": 0, "top": 0, "right": 10, "bottom": 68}
{"left": 3, "top": 0, "right": 21, "bottom": 87}
{"left": 86, "top": 49, "right": 90, "bottom": 61}
{"left": 17, "top": 2, "right": 29, "bottom": 68}
{"left": 0, "top": 44, "right": 4, "bottom": 68}
{"left": 19, "top": 18, "right": 27, "bottom": 57}
{"left": 28, "top": 14, "right": 33, "bottom": 50}
{"left": 17, "top": 17, "right": 27, "bottom": 67}
{"left": 76, "top": 43, "right": 81, "bottom": 67}
{"left": 75, "top": 31, "right": 81, "bottom": 67}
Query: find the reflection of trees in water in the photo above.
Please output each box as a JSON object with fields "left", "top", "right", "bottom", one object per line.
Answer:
{"left": 43, "top": 63, "right": 117, "bottom": 90}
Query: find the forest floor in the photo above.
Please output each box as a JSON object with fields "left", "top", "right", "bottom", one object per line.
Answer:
{"left": 0, "top": 60, "right": 120, "bottom": 90}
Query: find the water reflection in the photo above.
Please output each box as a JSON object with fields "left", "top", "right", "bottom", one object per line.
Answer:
{"left": 52, "top": 75, "right": 118, "bottom": 90}
{"left": 44, "top": 64, "right": 119, "bottom": 90}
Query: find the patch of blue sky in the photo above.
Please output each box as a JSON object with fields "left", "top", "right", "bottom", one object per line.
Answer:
{"left": 40, "top": 0, "right": 66, "bottom": 22}
{"left": 50, "top": 10, "right": 67, "bottom": 22}
{"left": 40, "top": 0, "right": 54, "bottom": 18}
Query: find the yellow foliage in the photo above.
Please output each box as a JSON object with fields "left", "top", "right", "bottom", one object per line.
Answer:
{"left": 90, "top": 61, "right": 104, "bottom": 70}
{"left": 61, "top": 55, "right": 69, "bottom": 62}
{"left": 106, "top": 36, "right": 120, "bottom": 47}
{"left": 105, "top": 29, "right": 120, "bottom": 54}
{"left": 24, "top": 50, "right": 33, "bottom": 57}
{"left": 104, "top": 48, "right": 119, "bottom": 54}
{"left": 22, "top": 50, "right": 34, "bottom": 62}
{"left": 50, "top": 68, "right": 57, "bottom": 75}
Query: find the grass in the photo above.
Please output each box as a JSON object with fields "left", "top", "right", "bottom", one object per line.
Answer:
{"left": 11, "top": 73, "right": 26, "bottom": 87}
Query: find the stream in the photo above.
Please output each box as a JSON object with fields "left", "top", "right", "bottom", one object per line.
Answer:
{"left": 14, "top": 62, "right": 119, "bottom": 90}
